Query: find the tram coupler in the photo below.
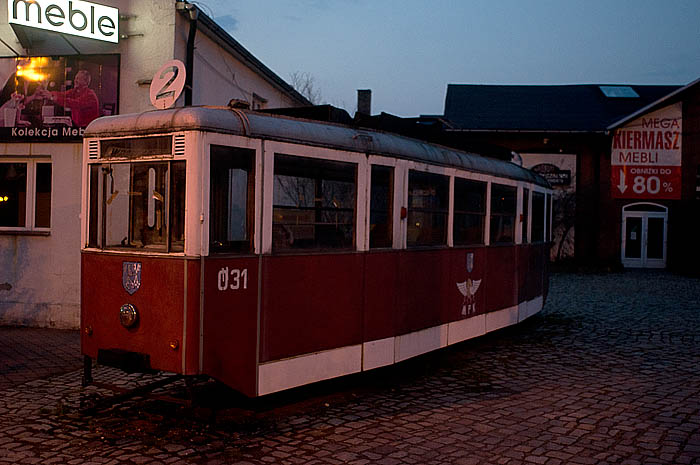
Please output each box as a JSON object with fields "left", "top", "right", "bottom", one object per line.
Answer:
{"left": 82, "top": 355, "right": 93, "bottom": 387}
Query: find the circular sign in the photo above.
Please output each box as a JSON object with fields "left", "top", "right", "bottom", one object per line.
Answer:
{"left": 149, "top": 60, "right": 186, "bottom": 110}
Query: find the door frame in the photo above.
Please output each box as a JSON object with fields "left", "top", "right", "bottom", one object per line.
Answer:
{"left": 621, "top": 203, "right": 668, "bottom": 269}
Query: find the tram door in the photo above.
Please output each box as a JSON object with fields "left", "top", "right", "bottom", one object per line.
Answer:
{"left": 621, "top": 204, "right": 667, "bottom": 268}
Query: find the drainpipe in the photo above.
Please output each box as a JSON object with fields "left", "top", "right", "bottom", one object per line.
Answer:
{"left": 177, "top": 1, "right": 199, "bottom": 106}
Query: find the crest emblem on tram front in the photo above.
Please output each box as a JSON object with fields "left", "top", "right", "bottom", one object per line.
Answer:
{"left": 122, "top": 262, "right": 142, "bottom": 295}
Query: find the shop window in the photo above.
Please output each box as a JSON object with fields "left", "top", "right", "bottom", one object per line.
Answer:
{"left": 531, "top": 192, "right": 545, "bottom": 242}
{"left": 369, "top": 165, "right": 393, "bottom": 249}
{"left": 0, "top": 160, "right": 51, "bottom": 231}
{"left": 490, "top": 184, "right": 517, "bottom": 244}
{"left": 407, "top": 170, "right": 449, "bottom": 247}
{"left": 521, "top": 188, "right": 529, "bottom": 243}
{"left": 273, "top": 154, "right": 356, "bottom": 251}
{"left": 210, "top": 146, "right": 255, "bottom": 253}
{"left": 453, "top": 178, "right": 486, "bottom": 246}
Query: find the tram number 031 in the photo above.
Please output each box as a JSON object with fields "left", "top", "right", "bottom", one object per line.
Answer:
{"left": 217, "top": 267, "right": 248, "bottom": 291}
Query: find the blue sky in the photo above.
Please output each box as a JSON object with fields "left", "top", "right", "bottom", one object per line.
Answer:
{"left": 195, "top": 0, "right": 700, "bottom": 117}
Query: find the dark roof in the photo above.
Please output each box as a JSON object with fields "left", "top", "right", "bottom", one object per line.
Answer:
{"left": 608, "top": 77, "right": 700, "bottom": 130}
{"left": 443, "top": 84, "right": 682, "bottom": 132}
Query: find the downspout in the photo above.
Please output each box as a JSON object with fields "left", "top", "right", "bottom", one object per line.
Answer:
{"left": 178, "top": 2, "right": 199, "bottom": 106}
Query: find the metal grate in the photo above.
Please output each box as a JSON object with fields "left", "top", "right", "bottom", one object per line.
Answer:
{"left": 174, "top": 134, "right": 186, "bottom": 157}
{"left": 88, "top": 140, "right": 99, "bottom": 159}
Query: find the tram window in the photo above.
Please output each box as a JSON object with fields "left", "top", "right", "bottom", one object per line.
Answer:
{"left": 210, "top": 146, "right": 255, "bottom": 253}
{"left": 453, "top": 178, "right": 486, "bottom": 246}
{"left": 522, "top": 188, "right": 529, "bottom": 243}
{"left": 90, "top": 160, "right": 185, "bottom": 252}
{"left": 169, "top": 162, "right": 186, "bottom": 252}
{"left": 547, "top": 193, "right": 553, "bottom": 242}
{"left": 489, "top": 184, "right": 517, "bottom": 244}
{"left": 88, "top": 165, "right": 101, "bottom": 247}
{"left": 407, "top": 170, "right": 449, "bottom": 247}
{"left": 101, "top": 136, "right": 173, "bottom": 159}
{"left": 273, "top": 154, "right": 356, "bottom": 251}
{"left": 531, "top": 192, "right": 545, "bottom": 242}
{"left": 369, "top": 165, "right": 393, "bottom": 249}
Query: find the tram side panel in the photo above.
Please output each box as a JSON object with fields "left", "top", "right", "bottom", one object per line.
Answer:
{"left": 81, "top": 253, "right": 199, "bottom": 375}
{"left": 259, "top": 254, "right": 365, "bottom": 363}
{"left": 394, "top": 249, "right": 452, "bottom": 335}
{"left": 363, "top": 251, "right": 400, "bottom": 342}
{"left": 483, "top": 246, "right": 520, "bottom": 330}
{"left": 201, "top": 257, "right": 259, "bottom": 397}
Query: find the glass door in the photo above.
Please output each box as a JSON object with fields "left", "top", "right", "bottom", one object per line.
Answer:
{"left": 621, "top": 204, "right": 667, "bottom": 269}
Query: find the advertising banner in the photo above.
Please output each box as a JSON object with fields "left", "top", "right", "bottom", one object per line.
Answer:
{"left": 611, "top": 103, "right": 682, "bottom": 200}
{"left": 0, "top": 54, "right": 119, "bottom": 142}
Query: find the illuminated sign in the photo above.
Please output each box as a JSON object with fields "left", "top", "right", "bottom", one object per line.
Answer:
{"left": 8, "top": 0, "right": 119, "bottom": 43}
{"left": 0, "top": 55, "right": 120, "bottom": 142}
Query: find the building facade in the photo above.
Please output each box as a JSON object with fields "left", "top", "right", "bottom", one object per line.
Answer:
{"left": 0, "top": 0, "right": 308, "bottom": 328}
{"left": 439, "top": 82, "right": 699, "bottom": 273}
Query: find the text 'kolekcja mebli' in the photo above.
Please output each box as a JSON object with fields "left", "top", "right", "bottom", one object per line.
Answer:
{"left": 611, "top": 103, "right": 682, "bottom": 200}
{"left": 8, "top": 0, "right": 119, "bottom": 43}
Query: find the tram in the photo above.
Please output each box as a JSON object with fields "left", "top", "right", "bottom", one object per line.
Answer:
{"left": 80, "top": 106, "right": 552, "bottom": 397}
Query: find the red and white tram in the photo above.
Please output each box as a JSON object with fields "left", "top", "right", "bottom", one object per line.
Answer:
{"left": 80, "top": 106, "right": 552, "bottom": 397}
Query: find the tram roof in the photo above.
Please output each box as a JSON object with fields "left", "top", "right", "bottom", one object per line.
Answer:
{"left": 85, "top": 106, "right": 549, "bottom": 187}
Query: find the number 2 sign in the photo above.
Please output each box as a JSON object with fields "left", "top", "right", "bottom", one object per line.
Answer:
{"left": 150, "top": 60, "right": 186, "bottom": 110}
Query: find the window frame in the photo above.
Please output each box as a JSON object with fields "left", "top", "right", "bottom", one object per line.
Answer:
{"left": 209, "top": 145, "right": 256, "bottom": 254}
{"left": 0, "top": 157, "right": 52, "bottom": 234}
{"left": 86, "top": 159, "right": 185, "bottom": 253}
{"left": 406, "top": 168, "right": 450, "bottom": 248}
{"left": 271, "top": 152, "right": 358, "bottom": 253}
{"left": 489, "top": 183, "right": 518, "bottom": 245}
{"left": 452, "top": 176, "right": 487, "bottom": 247}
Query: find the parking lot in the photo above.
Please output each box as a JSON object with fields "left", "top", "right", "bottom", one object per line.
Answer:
{"left": 1, "top": 271, "right": 700, "bottom": 465}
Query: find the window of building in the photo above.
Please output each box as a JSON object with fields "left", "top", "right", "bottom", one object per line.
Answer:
{"left": 0, "top": 160, "right": 51, "bottom": 232}
{"left": 407, "top": 170, "right": 449, "bottom": 247}
{"left": 453, "top": 178, "right": 486, "bottom": 246}
{"left": 210, "top": 146, "right": 255, "bottom": 253}
{"left": 252, "top": 93, "right": 268, "bottom": 110}
{"left": 273, "top": 154, "right": 356, "bottom": 251}
{"left": 369, "top": 165, "right": 393, "bottom": 249}
{"left": 531, "top": 192, "right": 545, "bottom": 242}
{"left": 489, "top": 183, "right": 517, "bottom": 244}
{"left": 521, "top": 188, "right": 529, "bottom": 243}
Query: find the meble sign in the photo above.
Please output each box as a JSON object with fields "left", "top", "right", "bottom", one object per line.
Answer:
{"left": 8, "top": 0, "right": 119, "bottom": 43}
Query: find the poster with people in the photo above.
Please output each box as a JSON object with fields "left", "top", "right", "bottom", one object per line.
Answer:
{"left": 0, "top": 55, "right": 119, "bottom": 141}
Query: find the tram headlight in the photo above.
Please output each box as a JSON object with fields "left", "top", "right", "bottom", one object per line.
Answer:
{"left": 119, "top": 303, "right": 139, "bottom": 328}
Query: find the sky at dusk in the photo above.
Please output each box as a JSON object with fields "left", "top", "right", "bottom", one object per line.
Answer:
{"left": 194, "top": 0, "right": 700, "bottom": 117}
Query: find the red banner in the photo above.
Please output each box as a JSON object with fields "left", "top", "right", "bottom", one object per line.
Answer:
{"left": 611, "top": 165, "right": 681, "bottom": 200}
{"left": 611, "top": 103, "right": 682, "bottom": 200}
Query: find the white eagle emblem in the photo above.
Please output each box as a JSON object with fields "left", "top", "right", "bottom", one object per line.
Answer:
{"left": 457, "top": 279, "right": 482, "bottom": 316}
{"left": 457, "top": 252, "right": 481, "bottom": 316}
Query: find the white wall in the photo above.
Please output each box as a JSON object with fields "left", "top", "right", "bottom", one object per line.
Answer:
{"left": 0, "top": 143, "right": 82, "bottom": 328}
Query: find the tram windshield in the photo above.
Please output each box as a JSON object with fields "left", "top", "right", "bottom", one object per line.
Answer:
{"left": 88, "top": 161, "right": 185, "bottom": 252}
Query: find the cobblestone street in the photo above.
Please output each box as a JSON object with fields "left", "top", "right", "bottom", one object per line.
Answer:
{"left": 1, "top": 271, "right": 699, "bottom": 464}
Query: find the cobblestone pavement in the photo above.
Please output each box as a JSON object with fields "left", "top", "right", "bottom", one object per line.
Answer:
{"left": 0, "top": 327, "right": 81, "bottom": 391}
{"left": 1, "top": 271, "right": 700, "bottom": 465}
